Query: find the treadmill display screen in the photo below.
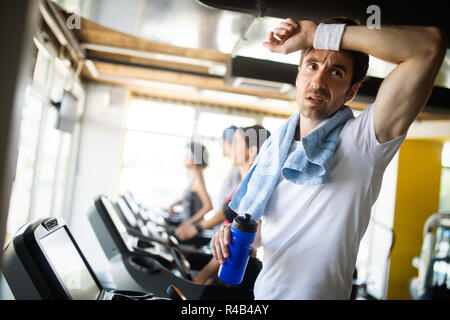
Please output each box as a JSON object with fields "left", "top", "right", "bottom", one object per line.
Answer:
{"left": 101, "top": 197, "right": 133, "bottom": 250}
{"left": 40, "top": 227, "right": 101, "bottom": 300}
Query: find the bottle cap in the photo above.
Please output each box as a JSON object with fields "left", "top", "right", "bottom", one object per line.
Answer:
{"left": 224, "top": 204, "right": 238, "bottom": 223}
{"left": 232, "top": 214, "right": 257, "bottom": 233}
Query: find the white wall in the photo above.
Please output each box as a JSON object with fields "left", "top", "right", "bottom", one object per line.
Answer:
{"left": 407, "top": 119, "right": 450, "bottom": 139}
{"left": 68, "top": 82, "right": 128, "bottom": 278}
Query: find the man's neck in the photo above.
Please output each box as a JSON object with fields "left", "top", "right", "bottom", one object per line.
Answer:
{"left": 295, "top": 114, "right": 323, "bottom": 141}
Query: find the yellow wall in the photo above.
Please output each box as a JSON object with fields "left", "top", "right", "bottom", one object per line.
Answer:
{"left": 388, "top": 139, "right": 443, "bottom": 299}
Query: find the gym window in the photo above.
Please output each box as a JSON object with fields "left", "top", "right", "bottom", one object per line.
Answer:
{"left": 119, "top": 95, "right": 287, "bottom": 210}
{"left": 6, "top": 39, "right": 84, "bottom": 244}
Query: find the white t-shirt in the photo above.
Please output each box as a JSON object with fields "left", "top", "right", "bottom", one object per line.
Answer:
{"left": 253, "top": 103, "right": 406, "bottom": 300}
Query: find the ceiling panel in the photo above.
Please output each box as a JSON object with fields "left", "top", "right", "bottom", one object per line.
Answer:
{"left": 54, "top": 0, "right": 450, "bottom": 89}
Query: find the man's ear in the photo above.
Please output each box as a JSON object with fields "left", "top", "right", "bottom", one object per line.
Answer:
{"left": 344, "top": 82, "right": 360, "bottom": 103}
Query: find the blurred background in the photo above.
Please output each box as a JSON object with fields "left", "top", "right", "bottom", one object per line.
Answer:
{"left": 0, "top": 0, "right": 449, "bottom": 300}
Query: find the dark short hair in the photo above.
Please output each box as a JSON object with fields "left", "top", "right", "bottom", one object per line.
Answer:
{"left": 299, "top": 17, "right": 369, "bottom": 87}
{"left": 237, "top": 125, "right": 271, "bottom": 153}
{"left": 222, "top": 125, "right": 237, "bottom": 145}
{"left": 185, "top": 142, "right": 208, "bottom": 168}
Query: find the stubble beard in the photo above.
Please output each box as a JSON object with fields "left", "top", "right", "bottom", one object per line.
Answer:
{"left": 298, "top": 99, "right": 330, "bottom": 121}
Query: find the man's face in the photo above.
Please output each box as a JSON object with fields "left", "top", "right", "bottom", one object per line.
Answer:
{"left": 296, "top": 49, "right": 357, "bottom": 120}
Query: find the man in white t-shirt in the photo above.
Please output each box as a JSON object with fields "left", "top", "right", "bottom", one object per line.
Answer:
{"left": 210, "top": 16, "right": 446, "bottom": 299}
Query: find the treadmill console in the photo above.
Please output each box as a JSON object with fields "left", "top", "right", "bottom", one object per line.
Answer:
{"left": 39, "top": 224, "right": 101, "bottom": 299}
{"left": 2, "top": 217, "right": 156, "bottom": 300}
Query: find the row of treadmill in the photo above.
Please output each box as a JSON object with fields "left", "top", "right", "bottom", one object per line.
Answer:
{"left": 2, "top": 192, "right": 258, "bottom": 300}
{"left": 3, "top": 190, "right": 449, "bottom": 300}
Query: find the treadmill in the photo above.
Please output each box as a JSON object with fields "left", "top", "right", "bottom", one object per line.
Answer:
{"left": 115, "top": 194, "right": 173, "bottom": 247}
{"left": 88, "top": 195, "right": 254, "bottom": 300}
{"left": 2, "top": 217, "right": 164, "bottom": 300}
{"left": 115, "top": 193, "right": 212, "bottom": 271}
{"left": 120, "top": 191, "right": 214, "bottom": 249}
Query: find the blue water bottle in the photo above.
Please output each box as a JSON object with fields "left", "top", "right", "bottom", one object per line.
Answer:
{"left": 218, "top": 213, "right": 257, "bottom": 285}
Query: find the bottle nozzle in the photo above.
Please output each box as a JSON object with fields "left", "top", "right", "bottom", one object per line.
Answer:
{"left": 232, "top": 213, "right": 257, "bottom": 233}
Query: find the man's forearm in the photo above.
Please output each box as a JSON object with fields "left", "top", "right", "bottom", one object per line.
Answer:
{"left": 340, "top": 25, "right": 446, "bottom": 64}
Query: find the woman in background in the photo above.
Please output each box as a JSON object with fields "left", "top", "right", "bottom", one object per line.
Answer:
{"left": 176, "top": 125, "right": 271, "bottom": 288}
{"left": 166, "top": 142, "right": 212, "bottom": 225}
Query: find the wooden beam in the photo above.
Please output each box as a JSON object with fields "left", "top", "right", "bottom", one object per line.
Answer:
{"left": 92, "top": 61, "right": 295, "bottom": 101}
{"left": 86, "top": 50, "right": 210, "bottom": 75}
{"left": 75, "top": 16, "right": 229, "bottom": 63}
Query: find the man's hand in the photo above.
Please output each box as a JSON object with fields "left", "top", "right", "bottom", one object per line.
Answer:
{"left": 263, "top": 18, "right": 318, "bottom": 54}
{"left": 211, "top": 224, "right": 231, "bottom": 265}
{"left": 211, "top": 224, "right": 257, "bottom": 264}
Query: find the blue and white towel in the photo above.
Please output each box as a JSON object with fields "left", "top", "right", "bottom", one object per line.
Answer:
{"left": 229, "top": 105, "right": 354, "bottom": 221}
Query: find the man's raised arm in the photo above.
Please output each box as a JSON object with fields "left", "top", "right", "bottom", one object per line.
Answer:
{"left": 340, "top": 25, "right": 446, "bottom": 142}
{"left": 264, "top": 19, "right": 447, "bottom": 143}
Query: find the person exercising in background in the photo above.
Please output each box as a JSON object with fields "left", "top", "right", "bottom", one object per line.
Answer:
{"left": 211, "top": 17, "right": 446, "bottom": 299}
{"left": 176, "top": 125, "right": 270, "bottom": 242}
{"left": 166, "top": 142, "right": 212, "bottom": 224}
{"left": 175, "top": 125, "right": 240, "bottom": 239}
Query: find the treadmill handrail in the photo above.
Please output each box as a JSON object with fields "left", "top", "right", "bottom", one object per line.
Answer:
{"left": 424, "top": 212, "right": 450, "bottom": 235}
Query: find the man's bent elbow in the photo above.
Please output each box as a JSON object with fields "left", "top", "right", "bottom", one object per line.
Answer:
{"left": 425, "top": 27, "right": 447, "bottom": 59}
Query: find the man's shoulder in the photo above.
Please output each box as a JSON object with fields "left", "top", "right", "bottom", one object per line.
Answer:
{"left": 346, "top": 102, "right": 374, "bottom": 125}
{"left": 338, "top": 102, "right": 406, "bottom": 168}
{"left": 340, "top": 103, "right": 375, "bottom": 141}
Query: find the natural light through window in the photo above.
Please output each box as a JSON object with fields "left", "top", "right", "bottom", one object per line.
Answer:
{"left": 120, "top": 97, "right": 280, "bottom": 212}
{"left": 127, "top": 99, "right": 195, "bottom": 136}
{"left": 262, "top": 116, "right": 287, "bottom": 135}
{"left": 196, "top": 112, "right": 256, "bottom": 138}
